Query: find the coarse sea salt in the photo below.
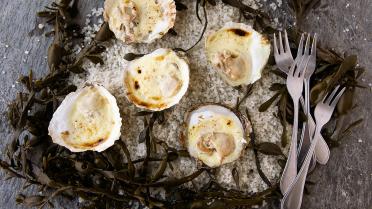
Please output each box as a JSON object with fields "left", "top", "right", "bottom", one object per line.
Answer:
{"left": 71, "top": 0, "right": 287, "bottom": 194}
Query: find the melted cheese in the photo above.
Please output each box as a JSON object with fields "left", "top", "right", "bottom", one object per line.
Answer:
{"left": 64, "top": 86, "right": 115, "bottom": 149}
{"left": 124, "top": 48, "right": 189, "bottom": 111}
{"left": 132, "top": 0, "right": 163, "bottom": 41}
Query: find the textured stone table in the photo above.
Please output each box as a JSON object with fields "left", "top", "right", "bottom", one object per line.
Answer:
{"left": 0, "top": 0, "right": 371, "bottom": 208}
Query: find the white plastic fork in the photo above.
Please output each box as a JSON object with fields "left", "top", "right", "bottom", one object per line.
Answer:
{"left": 281, "top": 85, "right": 346, "bottom": 209}
{"left": 280, "top": 57, "right": 309, "bottom": 194}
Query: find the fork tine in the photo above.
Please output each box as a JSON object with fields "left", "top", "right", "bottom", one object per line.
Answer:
{"left": 300, "top": 57, "right": 310, "bottom": 77}
{"left": 295, "top": 56, "right": 308, "bottom": 77}
{"left": 304, "top": 34, "right": 311, "bottom": 55}
{"left": 274, "top": 33, "right": 279, "bottom": 56}
{"left": 331, "top": 87, "right": 346, "bottom": 107}
{"left": 296, "top": 34, "right": 305, "bottom": 57}
{"left": 325, "top": 85, "right": 340, "bottom": 104}
{"left": 284, "top": 30, "right": 291, "bottom": 53}
{"left": 293, "top": 57, "right": 302, "bottom": 77}
{"left": 279, "top": 31, "right": 284, "bottom": 53}
{"left": 288, "top": 59, "right": 298, "bottom": 76}
{"left": 311, "top": 33, "right": 317, "bottom": 55}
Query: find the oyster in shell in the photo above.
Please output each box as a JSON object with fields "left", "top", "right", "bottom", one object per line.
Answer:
{"left": 104, "top": 0, "right": 176, "bottom": 43}
{"left": 48, "top": 85, "right": 122, "bottom": 152}
{"left": 205, "top": 22, "right": 271, "bottom": 86}
{"left": 184, "top": 104, "right": 251, "bottom": 167}
{"left": 123, "top": 48, "right": 189, "bottom": 111}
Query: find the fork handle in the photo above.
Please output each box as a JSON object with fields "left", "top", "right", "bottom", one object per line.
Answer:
{"left": 298, "top": 115, "right": 330, "bottom": 166}
{"left": 280, "top": 101, "right": 299, "bottom": 194}
{"left": 314, "top": 133, "right": 330, "bottom": 164}
{"left": 299, "top": 87, "right": 330, "bottom": 166}
{"left": 281, "top": 129, "right": 322, "bottom": 209}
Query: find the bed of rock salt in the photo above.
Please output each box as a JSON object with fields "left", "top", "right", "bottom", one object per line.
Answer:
{"left": 70, "top": 0, "right": 289, "bottom": 195}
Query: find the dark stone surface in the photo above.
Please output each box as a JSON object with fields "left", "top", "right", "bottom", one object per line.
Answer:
{"left": 0, "top": 0, "right": 370, "bottom": 208}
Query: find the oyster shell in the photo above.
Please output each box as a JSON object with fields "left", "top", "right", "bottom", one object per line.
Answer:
{"left": 184, "top": 104, "right": 251, "bottom": 167}
{"left": 205, "top": 22, "right": 271, "bottom": 86}
{"left": 48, "top": 85, "right": 122, "bottom": 152}
{"left": 123, "top": 48, "right": 189, "bottom": 111}
{"left": 104, "top": 0, "right": 176, "bottom": 43}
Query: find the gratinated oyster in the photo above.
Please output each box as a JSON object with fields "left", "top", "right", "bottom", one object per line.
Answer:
{"left": 123, "top": 48, "right": 189, "bottom": 111}
{"left": 184, "top": 104, "right": 251, "bottom": 167}
{"left": 104, "top": 0, "right": 176, "bottom": 43}
{"left": 48, "top": 85, "right": 122, "bottom": 152}
{"left": 205, "top": 22, "right": 271, "bottom": 86}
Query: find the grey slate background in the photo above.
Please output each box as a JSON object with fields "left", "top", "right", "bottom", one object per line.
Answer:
{"left": 0, "top": 0, "right": 371, "bottom": 208}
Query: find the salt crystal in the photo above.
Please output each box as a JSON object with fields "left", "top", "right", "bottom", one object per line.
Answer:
{"left": 346, "top": 3, "right": 350, "bottom": 8}
{"left": 5, "top": 44, "right": 9, "bottom": 48}
{"left": 118, "top": 189, "right": 125, "bottom": 195}
{"left": 277, "top": 0, "right": 282, "bottom": 7}
{"left": 3, "top": 56, "right": 6, "bottom": 59}
{"left": 12, "top": 84, "right": 15, "bottom": 88}
{"left": 24, "top": 50, "right": 29, "bottom": 55}
{"left": 2, "top": 71, "right": 5, "bottom": 74}
{"left": 78, "top": 197, "right": 84, "bottom": 203}
{"left": 38, "top": 23, "right": 44, "bottom": 29}
{"left": 358, "top": 139, "right": 363, "bottom": 143}
{"left": 136, "top": 143, "right": 146, "bottom": 157}
{"left": 270, "top": 3, "right": 277, "bottom": 10}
